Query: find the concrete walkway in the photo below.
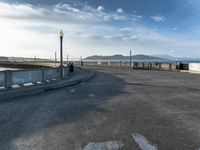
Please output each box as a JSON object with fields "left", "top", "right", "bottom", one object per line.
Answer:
{"left": 0, "top": 67, "right": 200, "bottom": 150}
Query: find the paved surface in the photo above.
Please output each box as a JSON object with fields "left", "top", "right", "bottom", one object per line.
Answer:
{"left": 0, "top": 67, "right": 200, "bottom": 150}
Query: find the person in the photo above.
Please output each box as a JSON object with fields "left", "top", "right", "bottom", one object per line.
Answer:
{"left": 71, "top": 62, "right": 74, "bottom": 72}
{"left": 81, "top": 60, "right": 83, "bottom": 67}
{"left": 69, "top": 62, "right": 74, "bottom": 72}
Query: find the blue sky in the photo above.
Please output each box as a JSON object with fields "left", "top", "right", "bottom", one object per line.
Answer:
{"left": 0, "top": 0, "right": 200, "bottom": 59}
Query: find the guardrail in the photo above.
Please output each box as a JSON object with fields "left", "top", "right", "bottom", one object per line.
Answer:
{"left": 0, "top": 67, "right": 70, "bottom": 89}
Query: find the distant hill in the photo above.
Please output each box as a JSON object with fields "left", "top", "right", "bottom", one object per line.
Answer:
{"left": 0, "top": 56, "right": 48, "bottom": 62}
{"left": 152, "top": 55, "right": 200, "bottom": 61}
{"left": 152, "top": 55, "right": 176, "bottom": 60}
{"left": 84, "top": 54, "right": 164, "bottom": 61}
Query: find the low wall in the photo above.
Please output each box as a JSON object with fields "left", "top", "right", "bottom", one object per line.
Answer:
{"left": 189, "top": 63, "right": 200, "bottom": 72}
{"left": 76, "top": 61, "right": 180, "bottom": 71}
{"left": 0, "top": 67, "right": 70, "bottom": 89}
{"left": 0, "top": 62, "right": 54, "bottom": 69}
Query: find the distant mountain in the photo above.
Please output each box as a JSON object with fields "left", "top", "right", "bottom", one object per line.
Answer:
{"left": 152, "top": 55, "right": 176, "bottom": 60}
{"left": 84, "top": 54, "right": 164, "bottom": 61}
{"left": 152, "top": 55, "right": 200, "bottom": 61}
{"left": 0, "top": 56, "right": 48, "bottom": 62}
{"left": 179, "top": 57, "right": 200, "bottom": 61}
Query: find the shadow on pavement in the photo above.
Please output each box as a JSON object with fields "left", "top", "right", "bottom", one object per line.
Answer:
{"left": 0, "top": 69, "right": 127, "bottom": 150}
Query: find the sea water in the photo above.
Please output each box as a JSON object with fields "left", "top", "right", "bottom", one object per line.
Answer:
{"left": 0, "top": 67, "right": 20, "bottom": 71}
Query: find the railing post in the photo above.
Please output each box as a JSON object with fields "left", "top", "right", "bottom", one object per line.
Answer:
{"left": 5, "top": 70, "right": 12, "bottom": 89}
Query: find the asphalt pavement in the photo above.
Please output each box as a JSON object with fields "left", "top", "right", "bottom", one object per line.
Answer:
{"left": 0, "top": 66, "right": 200, "bottom": 150}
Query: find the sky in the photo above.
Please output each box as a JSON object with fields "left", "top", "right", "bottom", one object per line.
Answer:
{"left": 0, "top": 0, "right": 200, "bottom": 59}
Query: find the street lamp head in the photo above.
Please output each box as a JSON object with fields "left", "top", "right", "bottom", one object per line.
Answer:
{"left": 60, "top": 30, "right": 64, "bottom": 38}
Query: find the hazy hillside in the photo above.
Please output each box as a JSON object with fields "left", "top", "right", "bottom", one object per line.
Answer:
{"left": 84, "top": 54, "right": 164, "bottom": 61}
{"left": 0, "top": 56, "right": 48, "bottom": 62}
{"left": 152, "top": 55, "right": 200, "bottom": 61}
{"left": 152, "top": 55, "right": 176, "bottom": 60}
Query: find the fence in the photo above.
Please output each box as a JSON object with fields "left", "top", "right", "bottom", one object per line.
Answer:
{"left": 0, "top": 67, "right": 70, "bottom": 89}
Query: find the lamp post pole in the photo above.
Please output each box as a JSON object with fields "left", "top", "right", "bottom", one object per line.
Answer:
{"left": 60, "top": 30, "right": 64, "bottom": 78}
{"left": 130, "top": 50, "right": 132, "bottom": 67}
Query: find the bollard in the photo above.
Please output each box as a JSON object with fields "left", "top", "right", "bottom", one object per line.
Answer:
{"left": 5, "top": 70, "right": 12, "bottom": 89}
{"left": 169, "top": 63, "right": 172, "bottom": 70}
{"left": 142, "top": 62, "right": 145, "bottom": 69}
{"left": 159, "top": 63, "right": 161, "bottom": 70}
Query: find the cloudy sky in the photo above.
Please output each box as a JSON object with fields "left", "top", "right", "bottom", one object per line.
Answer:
{"left": 0, "top": 0, "right": 200, "bottom": 59}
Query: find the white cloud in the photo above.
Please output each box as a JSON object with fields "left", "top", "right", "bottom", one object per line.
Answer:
{"left": 0, "top": 2, "right": 43, "bottom": 18}
{"left": 122, "top": 35, "right": 138, "bottom": 41}
{"left": 54, "top": 3, "right": 80, "bottom": 13}
{"left": 116, "top": 8, "right": 124, "bottom": 14}
{"left": 103, "top": 13, "right": 128, "bottom": 21}
{"left": 103, "top": 15, "right": 111, "bottom": 21}
{"left": 151, "top": 15, "right": 166, "bottom": 22}
{"left": 97, "top": 6, "right": 104, "bottom": 12}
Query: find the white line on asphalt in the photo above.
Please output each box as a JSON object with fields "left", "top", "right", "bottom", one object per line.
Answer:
{"left": 83, "top": 141, "right": 123, "bottom": 150}
{"left": 132, "top": 133, "right": 158, "bottom": 150}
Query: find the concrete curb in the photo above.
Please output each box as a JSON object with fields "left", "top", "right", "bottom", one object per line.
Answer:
{"left": 0, "top": 68, "right": 95, "bottom": 101}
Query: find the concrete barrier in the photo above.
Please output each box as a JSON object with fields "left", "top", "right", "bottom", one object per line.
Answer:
{"left": 12, "top": 70, "right": 43, "bottom": 85}
{"left": 0, "top": 67, "right": 70, "bottom": 89}
{"left": 0, "top": 68, "right": 94, "bottom": 100}
{"left": 0, "top": 72, "right": 5, "bottom": 87}
{"left": 189, "top": 63, "right": 200, "bottom": 72}
{"left": 161, "top": 63, "right": 171, "bottom": 70}
{"left": 45, "top": 68, "right": 60, "bottom": 80}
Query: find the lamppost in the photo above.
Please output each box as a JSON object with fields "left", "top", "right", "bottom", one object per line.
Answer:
{"left": 60, "top": 30, "right": 64, "bottom": 78}
{"left": 130, "top": 50, "right": 132, "bottom": 67}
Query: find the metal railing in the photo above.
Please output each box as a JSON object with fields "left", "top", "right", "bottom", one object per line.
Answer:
{"left": 0, "top": 67, "right": 70, "bottom": 89}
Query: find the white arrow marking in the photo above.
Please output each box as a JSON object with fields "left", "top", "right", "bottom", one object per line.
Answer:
{"left": 132, "top": 133, "right": 158, "bottom": 150}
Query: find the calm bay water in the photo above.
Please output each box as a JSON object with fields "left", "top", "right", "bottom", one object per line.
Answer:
{"left": 0, "top": 67, "right": 20, "bottom": 71}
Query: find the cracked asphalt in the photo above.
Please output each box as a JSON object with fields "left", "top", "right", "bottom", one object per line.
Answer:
{"left": 0, "top": 66, "right": 200, "bottom": 150}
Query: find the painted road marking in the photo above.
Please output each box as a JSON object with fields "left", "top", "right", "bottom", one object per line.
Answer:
{"left": 83, "top": 141, "right": 123, "bottom": 150}
{"left": 132, "top": 133, "right": 158, "bottom": 150}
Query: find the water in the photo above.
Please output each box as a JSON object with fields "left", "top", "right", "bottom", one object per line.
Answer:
{"left": 85, "top": 60, "right": 200, "bottom": 64}
{"left": 0, "top": 67, "right": 20, "bottom": 71}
